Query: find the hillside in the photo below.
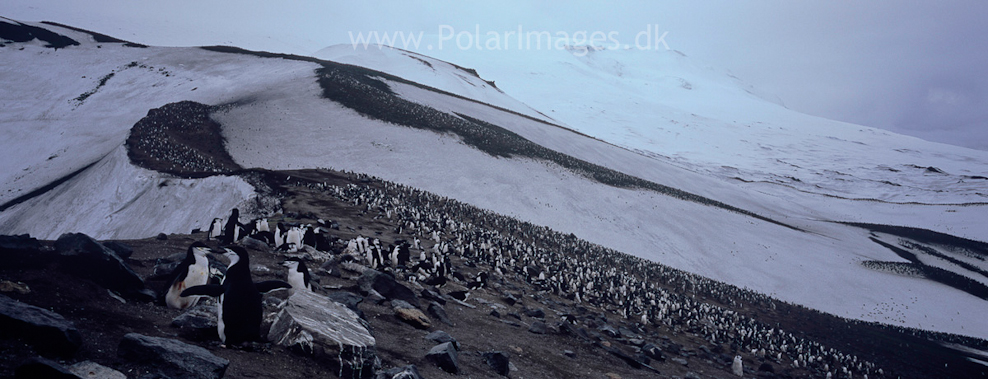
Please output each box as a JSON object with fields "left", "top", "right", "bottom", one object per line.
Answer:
{"left": 1, "top": 17, "right": 988, "bottom": 378}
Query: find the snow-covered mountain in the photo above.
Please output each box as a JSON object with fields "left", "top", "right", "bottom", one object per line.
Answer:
{"left": 2, "top": 19, "right": 988, "bottom": 343}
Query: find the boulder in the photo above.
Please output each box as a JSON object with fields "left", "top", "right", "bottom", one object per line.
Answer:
{"left": 420, "top": 288, "right": 445, "bottom": 305}
{"left": 482, "top": 351, "right": 511, "bottom": 376}
{"left": 170, "top": 301, "right": 218, "bottom": 341}
{"left": 267, "top": 290, "right": 377, "bottom": 378}
{"left": 758, "top": 362, "right": 775, "bottom": 373}
{"left": 426, "top": 342, "right": 459, "bottom": 374}
{"left": 641, "top": 343, "right": 665, "bottom": 361}
{"left": 598, "top": 324, "right": 620, "bottom": 338}
{"left": 327, "top": 291, "right": 364, "bottom": 312}
{"left": 102, "top": 241, "right": 134, "bottom": 260}
{"left": 54, "top": 233, "right": 149, "bottom": 301}
{"left": 0, "top": 234, "right": 51, "bottom": 269}
{"left": 358, "top": 270, "right": 420, "bottom": 308}
{"left": 427, "top": 301, "right": 453, "bottom": 326}
{"left": 14, "top": 357, "right": 78, "bottom": 379}
{"left": 68, "top": 361, "right": 127, "bottom": 379}
{"left": 0, "top": 294, "right": 82, "bottom": 356}
{"left": 118, "top": 333, "right": 229, "bottom": 379}
{"left": 395, "top": 307, "right": 431, "bottom": 330}
{"left": 528, "top": 320, "right": 548, "bottom": 334}
{"left": 424, "top": 330, "right": 458, "bottom": 349}
{"left": 522, "top": 307, "right": 545, "bottom": 319}
{"left": 375, "top": 365, "right": 424, "bottom": 379}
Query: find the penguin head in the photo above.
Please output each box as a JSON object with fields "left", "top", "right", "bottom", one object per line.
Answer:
{"left": 189, "top": 241, "right": 211, "bottom": 259}
{"left": 218, "top": 246, "right": 249, "bottom": 268}
{"left": 281, "top": 258, "right": 306, "bottom": 272}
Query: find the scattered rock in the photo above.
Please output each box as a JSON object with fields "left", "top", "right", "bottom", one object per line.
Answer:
{"left": 14, "top": 357, "right": 78, "bottom": 379}
{"left": 68, "top": 361, "right": 127, "bottom": 379}
{"left": 0, "top": 234, "right": 50, "bottom": 269}
{"left": 170, "top": 301, "right": 218, "bottom": 341}
{"left": 395, "top": 307, "right": 431, "bottom": 330}
{"left": 118, "top": 333, "right": 229, "bottom": 379}
{"left": 424, "top": 330, "right": 459, "bottom": 349}
{"left": 563, "top": 350, "right": 576, "bottom": 358}
{"left": 684, "top": 372, "right": 702, "bottom": 379}
{"left": 358, "top": 270, "right": 420, "bottom": 308}
{"left": 0, "top": 294, "right": 82, "bottom": 356}
{"left": 155, "top": 233, "right": 168, "bottom": 240}
{"left": 604, "top": 373, "right": 622, "bottom": 379}
{"left": 489, "top": 309, "right": 501, "bottom": 318}
{"left": 240, "top": 236, "right": 269, "bottom": 252}
{"left": 327, "top": 290, "right": 364, "bottom": 312}
{"left": 482, "top": 351, "right": 510, "bottom": 376}
{"left": 54, "top": 233, "right": 150, "bottom": 301}
{"left": 528, "top": 320, "right": 547, "bottom": 334}
{"left": 427, "top": 301, "right": 453, "bottom": 326}
{"left": 522, "top": 307, "right": 545, "bottom": 319}
{"left": 672, "top": 357, "right": 688, "bottom": 366}
{"left": 420, "top": 288, "right": 445, "bottom": 305}
{"left": 102, "top": 241, "right": 134, "bottom": 260}
{"left": 0, "top": 280, "right": 30, "bottom": 294}
{"left": 758, "top": 362, "right": 775, "bottom": 373}
{"left": 641, "top": 343, "right": 665, "bottom": 361}
{"left": 267, "top": 290, "right": 377, "bottom": 377}
{"left": 375, "top": 364, "right": 424, "bottom": 379}
{"left": 598, "top": 324, "right": 620, "bottom": 338}
{"left": 426, "top": 342, "right": 459, "bottom": 374}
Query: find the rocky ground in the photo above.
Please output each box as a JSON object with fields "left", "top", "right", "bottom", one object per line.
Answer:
{"left": 2, "top": 168, "right": 988, "bottom": 379}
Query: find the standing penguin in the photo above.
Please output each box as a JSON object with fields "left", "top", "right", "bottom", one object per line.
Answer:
{"left": 282, "top": 258, "right": 312, "bottom": 296}
{"left": 732, "top": 355, "right": 744, "bottom": 377}
{"left": 222, "top": 209, "right": 242, "bottom": 244}
{"left": 164, "top": 242, "right": 212, "bottom": 310}
{"left": 207, "top": 218, "right": 224, "bottom": 241}
{"left": 181, "top": 246, "right": 290, "bottom": 346}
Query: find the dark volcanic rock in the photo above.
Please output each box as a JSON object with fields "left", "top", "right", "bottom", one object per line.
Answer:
{"left": 118, "top": 333, "right": 229, "bottom": 379}
{"left": 424, "top": 330, "right": 459, "bottom": 349}
{"left": 14, "top": 357, "right": 78, "bottom": 379}
{"left": 641, "top": 343, "right": 665, "bottom": 361}
{"left": 427, "top": 301, "right": 453, "bottom": 326}
{"left": 482, "top": 351, "right": 511, "bottom": 376}
{"left": 327, "top": 290, "right": 364, "bottom": 312}
{"left": 758, "top": 362, "right": 775, "bottom": 373}
{"left": 358, "top": 270, "right": 420, "bottom": 308}
{"left": 522, "top": 307, "right": 545, "bottom": 319}
{"left": 102, "top": 241, "right": 134, "bottom": 260}
{"left": 54, "top": 233, "right": 149, "bottom": 300}
{"left": 426, "top": 342, "right": 459, "bottom": 374}
{"left": 0, "top": 294, "right": 82, "bottom": 356}
{"left": 0, "top": 234, "right": 51, "bottom": 269}
{"left": 267, "top": 290, "right": 376, "bottom": 378}
{"left": 170, "top": 302, "right": 219, "bottom": 341}
{"left": 375, "top": 365, "right": 424, "bottom": 379}
{"left": 528, "top": 320, "right": 548, "bottom": 334}
{"left": 420, "top": 288, "right": 445, "bottom": 305}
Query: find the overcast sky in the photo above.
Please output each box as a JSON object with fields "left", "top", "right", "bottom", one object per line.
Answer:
{"left": 8, "top": 1, "right": 988, "bottom": 150}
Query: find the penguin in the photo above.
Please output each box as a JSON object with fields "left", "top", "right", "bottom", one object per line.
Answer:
{"left": 164, "top": 242, "right": 212, "bottom": 310}
{"left": 181, "top": 246, "right": 291, "bottom": 346}
{"left": 254, "top": 218, "right": 270, "bottom": 233}
{"left": 222, "top": 209, "right": 242, "bottom": 244}
{"left": 207, "top": 218, "right": 223, "bottom": 240}
{"left": 732, "top": 355, "right": 743, "bottom": 377}
{"left": 282, "top": 258, "right": 312, "bottom": 296}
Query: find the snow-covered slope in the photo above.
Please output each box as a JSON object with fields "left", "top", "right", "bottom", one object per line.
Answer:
{"left": 409, "top": 45, "right": 988, "bottom": 205}
{"left": 3, "top": 20, "right": 988, "bottom": 341}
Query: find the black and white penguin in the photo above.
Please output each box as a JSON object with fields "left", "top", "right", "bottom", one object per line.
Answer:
{"left": 207, "top": 218, "right": 223, "bottom": 240}
{"left": 282, "top": 258, "right": 312, "bottom": 296}
{"left": 164, "top": 242, "right": 212, "bottom": 310}
{"left": 181, "top": 246, "right": 291, "bottom": 346}
{"left": 222, "top": 209, "right": 242, "bottom": 244}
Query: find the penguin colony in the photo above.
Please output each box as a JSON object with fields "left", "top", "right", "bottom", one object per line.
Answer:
{"left": 247, "top": 171, "right": 893, "bottom": 379}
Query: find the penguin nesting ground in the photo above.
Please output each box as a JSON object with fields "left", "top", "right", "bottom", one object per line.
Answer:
{"left": 164, "top": 242, "right": 212, "bottom": 310}
{"left": 282, "top": 258, "right": 312, "bottom": 296}
{"left": 181, "top": 246, "right": 291, "bottom": 346}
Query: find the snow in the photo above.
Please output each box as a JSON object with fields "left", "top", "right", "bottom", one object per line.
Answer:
{"left": 2, "top": 22, "right": 988, "bottom": 341}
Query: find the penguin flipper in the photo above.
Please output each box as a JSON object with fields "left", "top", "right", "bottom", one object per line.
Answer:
{"left": 180, "top": 284, "right": 224, "bottom": 297}
{"left": 256, "top": 280, "right": 292, "bottom": 293}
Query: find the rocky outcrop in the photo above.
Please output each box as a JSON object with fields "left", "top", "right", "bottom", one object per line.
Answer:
{"left": 54, "top": 233, "right": 151, "bottom": 301}
{"left": 0, "top": 294, "right": 82, "bottom": 356}
{"left": 267, "top": 290, "right": 377, "bottom": 378}
{"left": 117, "top": 333, "right": 229, "bottom": 379}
